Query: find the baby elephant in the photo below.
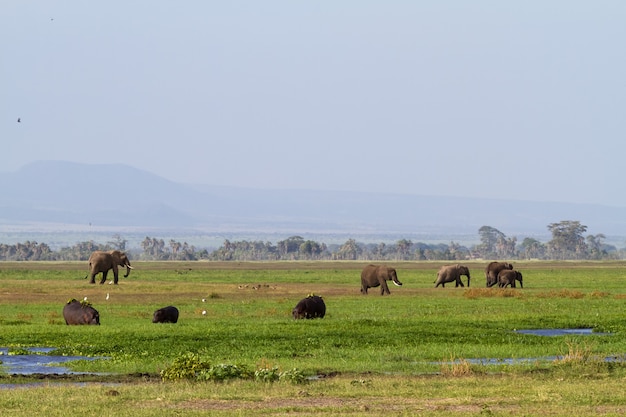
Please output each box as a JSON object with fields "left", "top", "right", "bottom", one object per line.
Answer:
{"left": 63, "top": 299, "right": 100, "bottom": 325}
{"left": 292, "top": 295, "right": 326, "bottom": 319}
{"left": 498, "top": 270, "right": 523, "bottom": 288}
{"left": 152, "top": 306, "right": 179, "bottom": 323}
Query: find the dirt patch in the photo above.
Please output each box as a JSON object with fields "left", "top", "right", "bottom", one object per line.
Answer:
{"left": 0, "top": 372, "right": 161, "bottom": 385}
{"left": 149, "top": 396, "right": 518, "bottom": 414}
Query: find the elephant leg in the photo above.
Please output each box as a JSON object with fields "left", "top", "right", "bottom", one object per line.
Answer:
{"left": 99, "top": 270, "right": 108, "bottom": 285}
{"left": 380, "top": 281, "right": 390, "bottom": 295}
{"left": 89, "top": 273, "right": 96, "bottom": 284}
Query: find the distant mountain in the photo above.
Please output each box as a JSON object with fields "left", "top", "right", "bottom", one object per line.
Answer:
{"left": 1, "top": 161, "right": 626, "bottom": 241}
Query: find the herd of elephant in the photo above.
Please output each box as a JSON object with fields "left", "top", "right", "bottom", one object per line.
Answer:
{"left": 70, "top": 250, "right": 521, "bottom": 324}
{"left": 361, "top": 261, "right": 523, "bottom": 294}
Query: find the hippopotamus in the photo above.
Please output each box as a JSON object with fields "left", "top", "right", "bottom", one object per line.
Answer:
{"left": 292, "top": 295, "right": 326, "bottom": 319}
{"left": 152, "top": 306, "right": 179, "bottom": 323}
{"left": 63, "top": 299, "right": 100, "bottom": 325}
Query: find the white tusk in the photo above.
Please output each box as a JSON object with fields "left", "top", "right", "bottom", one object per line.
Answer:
{"left": 393, "top": 281, "right": 402, "bottom": 286}
{"left": 127, "top": 265, "right": 134, "bottom": 269}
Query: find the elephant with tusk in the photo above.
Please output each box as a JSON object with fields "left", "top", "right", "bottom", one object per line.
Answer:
{"left": 360, "top": 264, "right": 403, "bottom": 295}
{"left": 85, "top": 250, "right": 133, "bottom": 285}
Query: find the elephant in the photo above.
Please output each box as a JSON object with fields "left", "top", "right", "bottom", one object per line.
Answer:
{"left": 152, "top": 306, "right": 179, "bottom": 323}
{"left": 292, "top": 295, "right": 326, "bottom": 319}
{"left": 85, "top": 250, "right": 133, "bottom": 284}
{"left": 63, "top": 299, "right": 100, "bottom": 325}
{"left": 360, "top": 264, "right": 403, "bottom": 295}
{"left": 434, "top": 264, "right": 471, "bottom": 287}
{"left": 485, "top": 261, "right": 513, "bottom": 287}
{"left": 498, "top": 270, "right": 523, "bottom": 288}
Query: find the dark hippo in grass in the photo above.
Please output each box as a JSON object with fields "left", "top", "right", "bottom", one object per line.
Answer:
{"left": 292, "top": 295, "right": 326, "bottom": 319}
{"left": 63, "top": 299, "right": 100, "bottom": 325}
{"left": 152, "top": 306, "right": 179, "bottom": 323}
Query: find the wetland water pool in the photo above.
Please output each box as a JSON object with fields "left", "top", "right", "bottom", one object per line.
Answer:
{"left": 0, "top": 329, "right": 613, "bottom": 378}
{"left": 0, "top": 347, "right": 105, "bottom": 375}
{"left": 514, "top": 328, "right": 610, "bottom": 337}
{"left": 438, "top": 328, "right": 619, "bottom": 366}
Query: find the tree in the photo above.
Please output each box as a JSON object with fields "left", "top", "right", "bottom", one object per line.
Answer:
{"left": 547, "top": 220, "right": 588, "bottom": 259}
{"left": 299, "top": 240, "right": 326, "bottom": 260}
{"left": 519, "top": 238, "right": 545, "bottom": 259}
{"left": 395, "top": 239, "right": 413, "bottom": 260}
{"left": 586, "top": 233, "right": 607, "bottom": 260}
{"left": 334, "top": 239, "right": 362, "bottom": 260}
{"left": 108, "top": 234, "right": 127, "bottom": 251}
{"left": 495, "top": 235, "right": 517, "bottom": 258}
{"left": 277, "top": 236, "right": 305, "bottom": 259}
{"left": 477, "top": 226, "right": 506, "bottom": 257}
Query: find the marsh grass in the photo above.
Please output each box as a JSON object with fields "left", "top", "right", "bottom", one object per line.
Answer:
{"left": 2, "top": 261, "right": 626, "bottom": 415}
{"left": 439, "top": 356, "right": 474, "bottom": 376}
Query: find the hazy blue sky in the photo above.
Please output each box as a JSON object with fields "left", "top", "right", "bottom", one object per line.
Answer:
{"left": 3, "top": 2, "right": 625, "bottom": 206}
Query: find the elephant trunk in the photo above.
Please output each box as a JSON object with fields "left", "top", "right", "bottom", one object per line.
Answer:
{"left": 124, "top": 264, "right": 133, "bottom": 278}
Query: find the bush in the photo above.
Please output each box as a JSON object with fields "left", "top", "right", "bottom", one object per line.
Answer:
{"left": 160, "top": 352, "right": 211, "bottom": 381}
{"left": 162, "top": 353, "right": 306, "bottom": 384}
{"left": 197, "top": 364, "right": 251, "bottom": 382}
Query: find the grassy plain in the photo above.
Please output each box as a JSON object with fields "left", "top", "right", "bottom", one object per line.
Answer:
{"left": 1, "top": 260, "right": 626, "bottom": 416}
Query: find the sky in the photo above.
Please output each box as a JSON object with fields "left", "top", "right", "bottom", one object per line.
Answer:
{"left": 3, "top": 1, "right": 626, "bottom": 207}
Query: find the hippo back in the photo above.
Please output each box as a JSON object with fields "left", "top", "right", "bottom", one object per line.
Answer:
{"left": 292, "top": 295, "right": 326, "bottom": 319}
{"left": 63, "top": 299, "right": 100, "bottom": 325}
{"left": 153, "top": 306, "right": 179, "bottom": 323}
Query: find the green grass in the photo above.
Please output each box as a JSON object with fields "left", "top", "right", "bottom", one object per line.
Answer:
{"left": 2, "top": 260, "right": 626, "bottom": 415}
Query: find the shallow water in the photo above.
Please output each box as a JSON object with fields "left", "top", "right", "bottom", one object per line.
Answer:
{"left": 514, "top": 328, "right": 610, "bottom": 337}
{"left": 436, "top": 328, "right": 616, "bottom": 366}
{"left": 0, "top": 347, "right": 103, "bottom": 375}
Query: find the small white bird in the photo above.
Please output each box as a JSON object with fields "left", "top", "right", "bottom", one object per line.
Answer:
{"left": 106, "top": 293, "right": 110, "bottom": 300}
{"left": 202, "top": 310, "right": 207, "bottom": 316}
{"left": 83, "top": 296, "right": 88, "bottom": 302}
{"left": 202, "top": 298, "right": 206, "bottom": 303}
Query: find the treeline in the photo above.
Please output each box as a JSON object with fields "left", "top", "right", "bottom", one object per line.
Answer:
{"left": 0, "top": 221, "right": 621, "bottom": 261}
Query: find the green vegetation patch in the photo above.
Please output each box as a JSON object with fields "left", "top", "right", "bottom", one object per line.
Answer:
{"left": 1, "top": 261, "right": 626, "bottom": 415}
